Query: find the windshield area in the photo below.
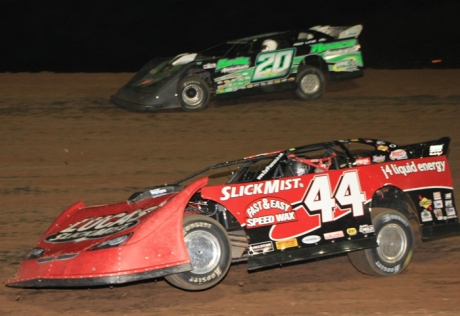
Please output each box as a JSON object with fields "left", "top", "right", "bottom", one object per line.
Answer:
{"left": 135, "top": 58, "right": 184, "bottom": 86}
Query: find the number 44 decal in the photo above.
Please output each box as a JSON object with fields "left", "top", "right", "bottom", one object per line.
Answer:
{"left": 270, "top": 171, "right": 366, "bottom": 240}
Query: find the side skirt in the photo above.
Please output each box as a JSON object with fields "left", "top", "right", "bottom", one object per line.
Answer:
{"left": 248, "top": 237, "right": 377, "bottom": 270}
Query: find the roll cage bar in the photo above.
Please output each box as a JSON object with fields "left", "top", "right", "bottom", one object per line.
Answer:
{"left": 172, "top": 140, "right": 366, "bottom": 186}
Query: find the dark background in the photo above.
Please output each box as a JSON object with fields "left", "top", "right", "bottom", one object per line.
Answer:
{"left": 2, "top": 0, "right": 459, "bottom": 72}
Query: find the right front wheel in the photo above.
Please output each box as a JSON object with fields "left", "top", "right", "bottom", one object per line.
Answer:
{"left": 164, "top": 215, "right": 231, "bottom": 291}
{"left": 348, "top": 208, "right": 414, "bottom": 276}
{"left": 293, "top": 66, "right": 325, "bottom": 100}
{"left": 178, "top": 76, "right": 210, "bottom": 112}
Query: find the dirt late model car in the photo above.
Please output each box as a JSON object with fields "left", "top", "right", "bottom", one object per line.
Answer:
{"left": 111, "top": 25, "right": 363, "bottom": 112}
{"left": 7, "top": 137, "right": 460, "bottom": 291}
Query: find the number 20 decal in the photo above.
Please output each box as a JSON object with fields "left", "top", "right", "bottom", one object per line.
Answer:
{"left": 252, "top": 48, "right": 295, "bottom": 82}
{"left": 270, "top": 171, "right": 366, "bottom": 240}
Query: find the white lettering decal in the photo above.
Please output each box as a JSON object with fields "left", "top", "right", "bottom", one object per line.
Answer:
{"left": 380, "top": 160, "right": 445, "bottom": 178}
{"left": 45, "top": 207, "right": 155, "bottom": 243}
{"left": 220, "top": 178, "right": 302, "bottom": 201}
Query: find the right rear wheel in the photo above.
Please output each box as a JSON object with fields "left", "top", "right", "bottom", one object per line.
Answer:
{"left": 348, "top": 208, "right": 414, "bottom": 276}
{"left": 293, "top": 66, "right": 325, "bottom": 100}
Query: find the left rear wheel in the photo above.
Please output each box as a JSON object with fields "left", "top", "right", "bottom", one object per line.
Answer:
{"left": 165, "top": 215, "right": 231, "bottom": 291}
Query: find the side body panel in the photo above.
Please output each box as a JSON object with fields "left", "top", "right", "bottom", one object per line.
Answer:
{"left": 201, "top": 155, "right": 457, "bottom": 270}
{"left": 211, "top": 33, "right": 363, "bottom": 95}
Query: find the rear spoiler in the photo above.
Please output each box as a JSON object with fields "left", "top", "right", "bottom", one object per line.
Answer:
{"left": 309, "top": 24, "right": 363, "bottom": 39}
{"left": 400, "top": 136, "right": 450, "bottom": 158}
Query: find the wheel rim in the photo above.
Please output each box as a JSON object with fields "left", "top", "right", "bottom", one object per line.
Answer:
{"left": 185, "top": 230, "right": 221, "bottom": 274}
{"left": 376, "top": 223, "right": 407, "bottom": 263}
{"left": 300, "top": 74, "right": 320, "bottom": 94}
{"left": 182, "top": 84, "right": 203, "bottom": 106}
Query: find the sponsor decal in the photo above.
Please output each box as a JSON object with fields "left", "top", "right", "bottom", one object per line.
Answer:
{"left": 355, "top": 157, "right": 371, "bottom": 166}
{"left": 323, "top": 46, "right": 359, "bottom": 57}
{"left": 377, "top": 145, "right": 389, "bottom": 151}
{"left": 220, "top": 178, "right": 302, "bottom": 201}
{"left": 429, "top": 145, "right": 443, "bottom": 156}
{"left": 390, "top": 149, "right": 408, "bottom": 161}
{"left": 421, "top": 209, "right": 433, "bottom": 222}
{"left": 359, "top": 224, "right": 375, "bottom": 234}
{"left": 419, "top": 197, "right": 433, "bottom": 210}
{"left": 203, "top": 63, "right": 216, "bottom": 69}
{"left": 188, "top": 267, "right": 222, "bottom": 283}
{"left": 249, "top": 241, "right": 274, "bottom": 255}
{"left": 434, "top": 209, "right": 444, "bottom": 220}
{"left": 256, "top": 153, "right": 284, "bottom": 180}
{"left": 45, "top": 207, "right": 155, "bottom": 243}
{"left": 433, "top": 192, "right": 442, "bottom": 200}
{"left": 347, "top": 228, "right": 357, "bottom": 236}
{"left": 245, "top": 197, "right": 296, "bottom": 228}
{"left": 216, "top": 57, "right": 250, "bottom": 71}
{"left": 445, "top": 200, "right": 453, "bottom": 207}
{"left": 389, "top": 144, "right": 397, "bottom": 148}
{"left": 375, "top": 261, "right": 400, "bottom": 273}
{"left": 220, "top": 65, "right": 249, "bottom": 73}
{"left": 150, "top": 188, "right": 167, "bottom": 195}
{"left": 275, "top": 238, "right": 298, "bottom": 250}
{"left": 301, "top": 235, "right": 321, "bottom": 244}
{"left": 380, "top": 160, "right": 446, "bottom": 179}
{"left": 310, "top": 39, "right": 357, "bottom": 54}
{"left": 332, "top": 58, "right": 358, "bottom": 71}
{"left": 184, "top": 221, "right": 212, "bottom": 232}
{"left": 446, "top": 207, "right": 457, "bottom": 217}
{"left": 324, "top": 230, "right": 344, "bottom": 240}
{"left": 434, "top": 200, "right": 443, "bottom": 208}
{"left": 376, "top": 140, "right": 385, "bottom": 145}
{"left": 372, "top": 155, "right": 386, "bottom": 163}
{"left": 445, "top": 193, "right": 452, "bottom": 199}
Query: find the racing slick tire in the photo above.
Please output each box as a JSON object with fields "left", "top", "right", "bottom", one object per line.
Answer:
{"left": 165, "top": 215, "right": 231, "bottom": 291}
{"left": 293, "top": 66, "right": 325, "bottom": 100}
{"left": 348, "top": 208, "right": 414, "bottom": 277}
{"left": 178, "top": 76, "right": 210, "bottom": 112}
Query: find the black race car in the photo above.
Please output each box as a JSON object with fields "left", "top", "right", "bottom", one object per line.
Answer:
{"left": 111, "top": 25, "right": 364, "bottom": 112}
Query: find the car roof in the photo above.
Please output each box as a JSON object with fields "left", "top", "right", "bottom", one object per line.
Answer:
{"left": 173, "top": 138, "right": 394, "bottom": 185}
{"left": 227, "top": 31, "right": 291, "bottom": 44}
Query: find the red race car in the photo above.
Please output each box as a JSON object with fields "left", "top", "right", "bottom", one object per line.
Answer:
{"left": 7, "top": 137, "right": 460, "bottom": 291}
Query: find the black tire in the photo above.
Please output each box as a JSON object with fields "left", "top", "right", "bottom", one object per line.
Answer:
{"left": 178, "top": 76, "right": 210, "bottom": 112}
{"left": 348, "top": 208, "right": 414, "bottom": 276}
{"left": 293, "top": 66, "right": 325, "bottom": 100}
{"left": 164, "top": 215, "right": 231, "bottom": 291}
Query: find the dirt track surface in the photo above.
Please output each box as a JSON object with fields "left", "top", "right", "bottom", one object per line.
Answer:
{"left": 1, "top": 70, "right": 460, "bottom": 315}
